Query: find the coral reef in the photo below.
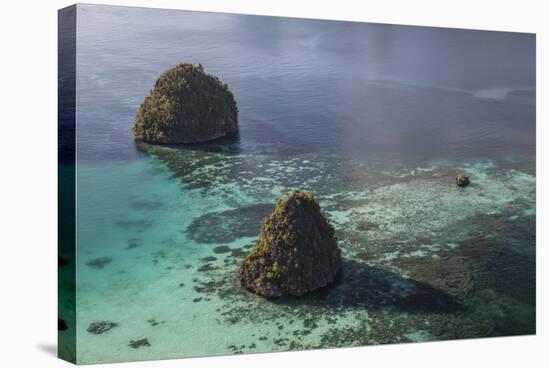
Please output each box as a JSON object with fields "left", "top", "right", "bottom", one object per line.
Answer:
{"left": 147, "top": 318, "right": 165, "bottom": 327}
{"left": 186, "top": 204, "right": 273, "bottom": 244}
{"left": 85, "top": 257, "right": 112, "bottom": 269}
{"left": 128, "top": 338, "right": 150, "bottom": 349}
{"left": 238, "top": 190, "right": 341, "bottom": 297}
{"left": 133, "top": 63, "right": 238, "bottom": 144}
{"left": 213, "top": 245, "right": 232, "bottom": 254}
{"left": 87, "top": 321, "right": 118, "bottom": 334}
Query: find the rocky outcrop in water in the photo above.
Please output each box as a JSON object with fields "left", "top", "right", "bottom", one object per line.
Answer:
{"left": 133, "top": 63, "right": 238, "bottom": 144}
{"left": 129, "top": 338, "right": 151, "bottom": 349}
{"left": 455, "top": 172, "right": 470, "bottom": 187}
{"left": 87, "top": 321, "right": 118, "bottom": 334}
{"left": 238, "top": 191, "right": 341, "bottom": 297}
{"left": 86, "top": 257, "right": 112, "bottom": 269}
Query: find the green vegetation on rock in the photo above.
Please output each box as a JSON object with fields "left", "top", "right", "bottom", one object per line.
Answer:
{"left": 133, "top": 63, "right": 238, "bottom": 144}
{"left": 238, "top": 190, "right": 342, "bottom": 297}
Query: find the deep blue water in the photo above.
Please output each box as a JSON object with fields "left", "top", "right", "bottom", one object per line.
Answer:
{"left": 62, "top": 4, "right": 536, "bottom": 364}
{"left": 75, "top": 5, "right": 535, "bottom": 165}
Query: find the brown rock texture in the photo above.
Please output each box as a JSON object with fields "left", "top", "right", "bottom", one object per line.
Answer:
{"left": 238, "top": 191, "right": 341, "bottom": 297}
{"left": 133, "top": 63, "right": 238, "bottom": 144}
{"left": 455, "top": 172, "right": 470, "bottom": 187}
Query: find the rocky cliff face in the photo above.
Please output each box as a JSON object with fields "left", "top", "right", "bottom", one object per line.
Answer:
{"left": 238, "top": 191, "right": 342, "bottom": 297}
{"left": 133, "top": 63, "right": 238, "bottom": 144}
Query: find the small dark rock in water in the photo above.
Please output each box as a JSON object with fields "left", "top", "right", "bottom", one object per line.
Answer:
{"left": 87, "top": 321, "right": 118, "bottom": 334}
{"left": 129, "top": 338, "right": 150, "bottom": 349}
{"left": 238, "top": 190, "right": 342, "bottom": 297}
{"left": 86, "top": 257, "right": 112, "bottom": 269}
{"left": 58, "top": 256, "right": 68, "bottom": 267}
{"left": 213, "top": 245, "right": 232, "bottom": 254}
{"left": 179, "top": 283, "right": 185, "bottom": 287}
{"left": 58, "top": 318, "right": 68, "bottom": 331}
{"left": 126, "top": 243, "right": 140, "bottom": 250}
{"left": 192, "top": 298, "right": 202, "bottom": 303}
{"left": 201, "top": 256, "right": 217, "bottom": 262}
{"left": 455, "top": 172, "right": 471, "bottom": 187}
{"left": 147, "top": 318, "right": 165, "bottom": 327}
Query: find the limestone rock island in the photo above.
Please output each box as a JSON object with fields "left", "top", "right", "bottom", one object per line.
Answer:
{"left": 238, "top": 191, "right": 342, "bottom": 297}
{"left": 455, "top": 172, "right": 470, "bottom": 187}
{"left": 133, "top": 63, "right": 238, "bottom": 144}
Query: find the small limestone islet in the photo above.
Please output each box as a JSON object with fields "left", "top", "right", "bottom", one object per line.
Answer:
{"left": 133, "top": 63, "right": 238, "bottom": 144}
{"left": 455, "top": 172, "right": 471, "bottom": 187}
{"left": 238, "top": 190, "right": 342, "bottom": 297}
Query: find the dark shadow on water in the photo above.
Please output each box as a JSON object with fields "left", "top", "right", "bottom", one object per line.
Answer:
{"left": 134, "top": 132, "right": 242, "bottom": 156}
{"left": 36, "top": 343, "right": 57, "bottom": 357}
{"left": 133, "top": 135, "right": 246, "bottom": 191}
{"left": 186, "top": 203, "right": 273, "bottom": 244}
{"left": 271, "top": 258, "right": 464, "bottom": 314}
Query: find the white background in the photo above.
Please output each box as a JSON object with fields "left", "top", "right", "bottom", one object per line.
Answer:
{"left": 0, "top": 0, "right": 548, "bottom": 366}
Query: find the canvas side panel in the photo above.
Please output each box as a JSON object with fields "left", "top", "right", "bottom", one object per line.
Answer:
{"left": 58, "top": 4, "right": 77, "bottom": 364}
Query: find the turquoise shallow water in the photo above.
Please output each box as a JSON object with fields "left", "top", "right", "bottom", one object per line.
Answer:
{"left": 71, "top": 152, "right": 535, "bottom": 363}
{"left": 59, "top": 4, "right": 535, "bottom": 364}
